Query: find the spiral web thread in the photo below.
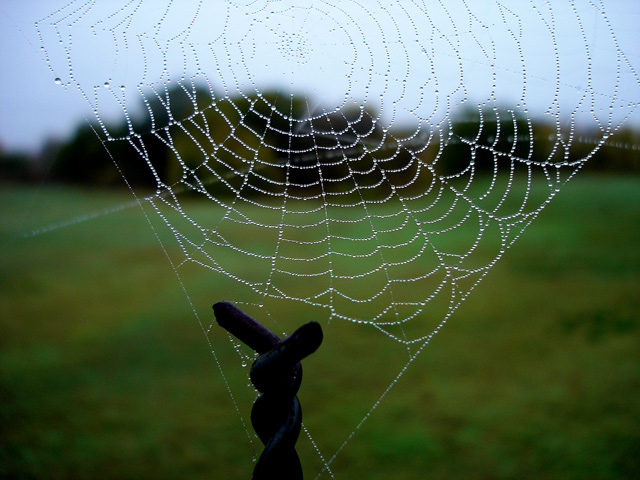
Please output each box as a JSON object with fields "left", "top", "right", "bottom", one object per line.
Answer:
{"left": 37, "top": 0, "right": 639, "bottom": 476}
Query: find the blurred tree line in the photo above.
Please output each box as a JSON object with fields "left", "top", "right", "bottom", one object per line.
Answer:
{"left": 1, "top": 84, "right": 638, "bottom": 191}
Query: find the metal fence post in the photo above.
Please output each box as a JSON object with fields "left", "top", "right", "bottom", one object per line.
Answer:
{"left": 213, "top": 301, "right": 323, "bottom": 480}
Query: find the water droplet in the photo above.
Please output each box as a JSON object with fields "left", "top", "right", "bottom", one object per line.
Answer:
{"left": 54, "top": 78, "right": 62, "bottom": 85}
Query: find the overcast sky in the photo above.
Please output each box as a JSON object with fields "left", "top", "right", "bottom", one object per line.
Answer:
{"left": 1, "top": 0, "right": 639, "bottom": 154}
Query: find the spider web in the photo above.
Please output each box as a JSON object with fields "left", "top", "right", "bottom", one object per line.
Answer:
{"left": 36, "top": 0, "right": 639, "bottom": 477}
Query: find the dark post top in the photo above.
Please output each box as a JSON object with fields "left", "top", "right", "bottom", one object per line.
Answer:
{"left": 213, "top": 301, "right": 282, "bottom": 354}
{"left": 213, "top": 301, "right": 323, "bottom": 361}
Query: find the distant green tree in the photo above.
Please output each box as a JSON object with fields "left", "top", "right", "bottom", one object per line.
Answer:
{"left": 585, "top": 127, "right": 640, "bottom": 173}
{"left": 0, "top": 150, "right": 37, "bottom": 182}
{"left": 436, "top": 107, "right": 535, "bottom": 177}
{"left": 50, "top": 123, "right": 117, "bottom": 184}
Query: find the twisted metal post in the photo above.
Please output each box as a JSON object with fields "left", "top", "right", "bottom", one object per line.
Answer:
{"left": 213, "top": 301, "right": 323, "bottom": 480}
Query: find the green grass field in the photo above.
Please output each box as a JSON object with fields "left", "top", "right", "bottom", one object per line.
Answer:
{"left": 1, "top": 174, "right": 639, "bottom": 479}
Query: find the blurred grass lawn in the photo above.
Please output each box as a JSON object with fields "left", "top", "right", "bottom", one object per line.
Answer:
{"left": 1, "top": 174, "right": 639, "bottom": 479}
